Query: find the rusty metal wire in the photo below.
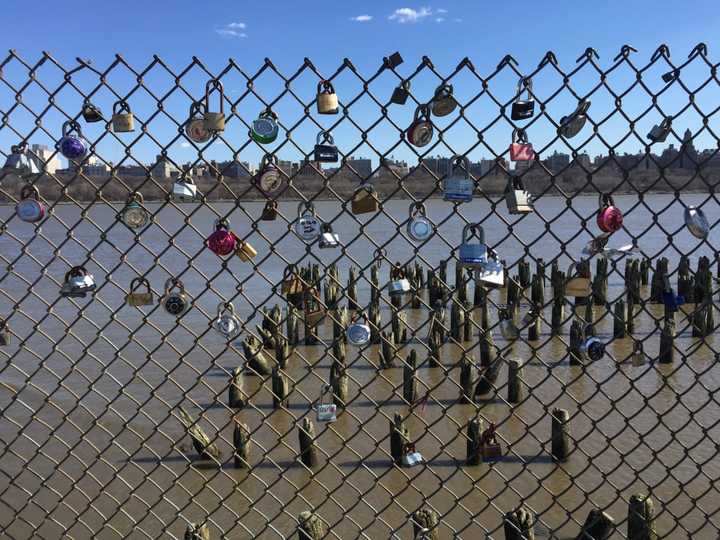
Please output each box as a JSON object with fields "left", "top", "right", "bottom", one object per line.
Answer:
{"left": 1, "top": 45, "right": 720, "bottom": 539}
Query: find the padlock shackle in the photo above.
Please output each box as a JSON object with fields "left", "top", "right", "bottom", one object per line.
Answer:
{"left": 204, "top": 80, "right": 224, "bottom": 114}
{"left": 449, "top": 154, "right": 470, "bottom": 178}
{"left": 260, "top": 153, "right": 279, "bottom": 169}
{"left": 259, "top": 107, "right": 278, "bottom": 121}
{"left": 317, "top": 80, "right": 335, "bottom": 94}
{"left": 129, "top": 276, "right": 151, "bottom": 293}
{"left": 509, "top": 175, "right": 525, "bottom": 190}
{"left": 176, "top": 176, "right": 196, "bottom": 186}
{"left": 297, "top": 201, "right": 315, "bottom": 217}
{"left": 316, "top": 130, "right": 334, "bottom": 145}
{"left": 320, "top": 222, "right": 333, "bottom": 233}
{"left": 512, "top": 128, "right": 529, "bottom": 144}
{"left": 62, "top": 120, "right": 82, "bottom": 138}
{"left": 112, "top": 100, "right": 131, "bottom": 115}
{"left": 413, "top": 104, "right": 430, "bottom": 121}
{"left": 516, "top": 76, "right": 533, "bottom": 96}
{"left": 214, "top": 218, "right": 230, "bottom": 231}
{"left": 409, "top": 201, "right": 427, "bottom": 217}
{"left": 599, "top": 193, "right": 615, "bottom": 209}
{"left": 217, "top": 301, "right": 236, "bottom": 317}
{"left": 461, "top": 223, "right": 485, "bottom": 245}
{"left": 164, "top": 277, "right": 185, "bottom": 294}
{"left": 65, "top": 265, "right": 88, "bottom": 283}
{"left": 189, "top": 101, "right": 206, "bottom": 118}
{"left": 11, "top": 142, "right": 28, "bottom": 154}
{"left": 20, "top": 184, "right": 39, "bottom": 201}
{"left": 433, "top": 83, "right": 453, "bottom": 98}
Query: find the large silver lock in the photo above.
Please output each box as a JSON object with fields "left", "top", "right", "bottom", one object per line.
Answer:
{"left": 313, "top": 385, "right": 337, "bottom": 423}
{"left": 60, "top": 266, "right": 96, "bottom": 298}
{"left": 582, "top": 336, "right": 605, "bottom": 361}
{"left": 401, "top": 443, "right": 424, "bottom": 468}
{"left": 295, "top": 202, "right": 321, "bottom": 242}
{"left": 347, "top": 315, "right": 371, "bottom": 346}
{"left": 172, "top": 178, "right": 198, "bottom": 202}
{"left": 407, "top": 202, "right": 433, "bottom": 242}
{"left": 648, "top": 116, "right": 672, "bottom": 143}
{"left": 388, "top": 278, "right": 411, "bottom": 297}
{"left": 257, "top": 154, "right": 283, "bottom": 196}
{"left": 431, "top": 84, "right": 457, "bottom": 117}
{"left": 684, "top": 206, "right": 708, "bottom": 239}
{"left": 505, "top": 176, "right": 533, "bottom": 214}
{"left": 443, "top": 155, "right": 473, "bottom": 202}
{"left": 476, "top": 256, "right": 504, "bottom": 288}
{"left": 213, "top": 302, "right": 241, "bottom": 339}
{"left": 160, "top": 278, "right": 191, "bottom": 316}
{"left": 458, "top": 223, "right": 488, "bottom": 268}
{"left": 559, "top": 99, "right": 590, "bottom": 138}
{"left": 319, "top": 223, "right": 340, "bottom": 249}
{"left": 204, "top": 80, "right": 225, "bottom": 132}
{"left": 3, "top": 142, "right": 40, "bottom": 177}
{"left": 0, "top": 317, "right": 11, "bottom": 346}
{"left": 111, "top": 100, "right": 135, "bottom": 133}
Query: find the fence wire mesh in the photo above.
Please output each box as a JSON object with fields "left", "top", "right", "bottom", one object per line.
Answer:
{"left": 1, "top": 45, "right": 720, "bottom": 539}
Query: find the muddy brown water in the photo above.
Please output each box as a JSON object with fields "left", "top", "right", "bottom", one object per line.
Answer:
{"left": 1, "top": 194, "right": 719, "bottom": 539}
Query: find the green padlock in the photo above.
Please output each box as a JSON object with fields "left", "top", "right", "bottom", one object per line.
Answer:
{"left": 250, "top": 108, "right": 279, "bottom": 144}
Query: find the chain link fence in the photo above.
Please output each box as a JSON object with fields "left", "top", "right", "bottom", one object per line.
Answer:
{"left": 1, "top": 45, "right": 720, "bottom": 539}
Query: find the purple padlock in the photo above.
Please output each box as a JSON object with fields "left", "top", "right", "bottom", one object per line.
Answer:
{"left": 58, "top": 121, "right": 88, "bottom": 160}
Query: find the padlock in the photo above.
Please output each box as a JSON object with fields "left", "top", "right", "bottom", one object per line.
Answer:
{"left": 295, "top": 202, "right": 322, "bottom": 242}
{"left": 582, "top": 233, "right": 611, "bottom": 258}
{"left": 120, "top": 192, "right": 149, "bottom": 229}
{"left": 58, "top": 121, "right": 87, "bottom": 160}
{"left": 401, "top": 442, "right": 424, "bottom": 467}
{"left": 204, "top": 80, "right": 225, "bottom": 132}
{"left": 314, "top": 385, "right": 337, "bottom": 423}
{"left": 0, "top": 317, "right": 10, "bottom": 346}
{"left": 431, "top": 83, "right": 457, "bottom": 117}
{"left": 313, "top": 130, "right": 339, "bottom": 163}
{"left": 316, "top": 80, "right": 339, "bottom": 115}
{"left": 390, "top": 80, "right": 411, "bottom": 105}
{"left": 347, "top": 314, "right": 371, "bottom": 346}
{"left": 648, "top": 116, "right": 672, "bottom": 143}
{"left": 458, "top": 223, "right": 488, "bottom": 268}
{"left": 662, "top": 275, "right": 684, "bottom": 313}
{"left": 304, "top": 289, "right": 325, "bottom": 326}
{"left": 443, "top": 155, "right": 474, "bottom": 202}
{"left": 261, "top": 200, "right": 278, "bottom": 221}
{"left": 505, "top": 176, "right": 533, "bottom": 214}
{"left": 60, "top": 266, "right": 96, "bottom": 298}
{"left": 236, "top": 240, "right": 258, "bottom": 262}
{"left": 684, "top": 206, "right": 709, "bottom": 239}
{"left": 111, "top": 100, "right": 135, "bottom": 133}
{"left": 481, "top": 423, "right": 502, "bottom": 461}
{"left": 565, "top": 263, "right": 591, "bottom": 296}
{"left": 281, "top": 264, "right": 305, "bottom": 297}
{"left": 662, "top": 69, "right": 680, "bottom": 83}
{"left": 81, "top": 100, "right": 103, "bottom": 123}
{"left": 213, "top": 302, "right": 241, "bottom": 339}
{"left": 582, "top": 336, "right": 605, "bottom": 361}
{"left": 256, "top": 154, "right": 284, "bottom": 196}
{"left": 509, "top": 129, "right": 535, "bottom": 162}
{"left": 207, "top": 219, "right": 238, "bottom": 256}
{"left": 498, "top": 308, "right": 519, "bottom": 340}
{"left": 632, "top": 341, "right": 645, "bottom": 366}
{"left": 559, "top": 99, "right": 591, "bottom": 138}
{"left": 388, "top": 277, "right": 411, "bottom": 297}
{"left": 476, "top": 256, "right": 504, "bottom": 288}
{"left": 160, "top": 278, "right": 191, "bottom": 316}
{"left": 597, "top": 194, "right": 623, "bottom": 233}
{"left": 186, "top": 102, "right": 212, "bottom": 143}
{"left": 319, "top": 223, "right": 340, "bottom": 248}
{"left": 3, "top": 142, "right": 39, "bottom": 176}
{"left": 126, "top": 277, "right": 153, "bottom": 306}
{"left": 511, "top": 77, "right": 535, "bottom": 120}
{"left": 172, "top": 177, "right": 198, "bottom": 202}
{"left": 250, "top": 108, "right": 279, "bottom": 144}
{"left": 406, "top": 202, "right": 433, "bottom": 242}
{"left": 406, "top": 105, "right": 433, "bottom": 147}
{"left": 351, "top": 183, "right": 379, "bottom": 215}
{"left": 16, "top": 184, "right": 46, "bottom": 223}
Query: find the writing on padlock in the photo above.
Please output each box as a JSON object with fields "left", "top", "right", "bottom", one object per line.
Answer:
{"left": 443, "top": 155, "right": 473, "bottom": 202}
{"left": 458, "top": 223, "right": 488, "bottom": 268}
{"left": 314, "top": 385, "right": 337, "bottom": 423}
{"left": 313, "top": 130, "right": 339, "bottom": 163}
{"left": 111, "top": 100, "right": 135, "bottom": 133}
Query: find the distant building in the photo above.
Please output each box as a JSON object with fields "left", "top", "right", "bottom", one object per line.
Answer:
{"left": 346, "top": 157, "right": 372, "bottom": 178}
{"left": 151, "top": 154, "right": 179, "bottom": 179}
{"left": 71, "top": 155, "right": 109, "bottom": 176}
{"left": 381, "top": 157, "right": 409, "bottom": 176}
{"left": 218, "top": 160, "right": 252, "bottom": 177}
{"left": 543, "top": 151, "right": 570, "bottom": 173}
{"left": 30, "top": 144, "right": 61, "bottom": 174}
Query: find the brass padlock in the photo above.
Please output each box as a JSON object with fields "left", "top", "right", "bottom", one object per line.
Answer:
{"left": 126, "top": 277, "right": 153, "bottom": 306}
{"left": 261, "top": 200, "right": 278, "bottom": 221}
{"left": 81, "top": 100, "right": 103, "bottom": 123}
{"left": 316, "top": 80, "right": 339, "bottom": 114}
{"left": 281, "top": 264, "right": 304, "bottom": 296}
{"left": 351, "top": 183, "right": 379, "bottom": 215}
{"left": 204, "top": 80, "right": 225, "bottom": 132}
{"left": 236, "top": 240, "right": 258, "bottom": 262}
{"left": 505, "top": 176, "right": 533, "bottom": 214}
{"left": 111, "top": 100, "right": 135, "bottom": 133}
{"left": 565, "top": 263, "right": 591, "bottom": 297}
{"left": 0, "top": 317, "right": 10, "bottom": 346}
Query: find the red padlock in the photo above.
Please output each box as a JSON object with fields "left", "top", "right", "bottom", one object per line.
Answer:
{"left": 597, "top": 194, "right": 623, "bottom": 233}
{"left": 207, "top": 219, "right": 238, "bottom": 256}
{"left": 509, "top": 129, "right": 535, "bottom": 162}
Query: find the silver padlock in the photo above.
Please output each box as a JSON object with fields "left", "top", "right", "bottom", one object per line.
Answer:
{"left": 458, "top": 223, "right": 488, "bottom": 268}
{"left": 582, "top": 336, "right": 605, "bottom": 361}
{"left": 648, "top": 116, "right": 672, "bottom": 143}
{"left": 60, "top": 266, "right": 96, "bottom": 298}
{"left": 401, "top": 443, "right": 424, "bottom": 468}
{"left": 476, "top": 256, "right": 504, "bottom": 288}
{"left": 388, "top": 278, "right": 411, "bottom": 297}
{"left": 559, "top": 99, "right": 590, "bottom": 138}
{"left": 505, "top": 176, "right": 533, "bottom": 214}
{"left": 314, "top": 385, "right": 337, "bottom": 423}
{"left": 295, "top": 202, "right": 321, "bottom": 242}
{"left": 684, "top": 206, "right": 709, "bottom": 239}
{"left": 430, "top": 83, "right": 457, "bottom": 117}
{"left": 407, "top": 202, "right": 433, "bottom": 242}
{"left": 443, "top": 155, "right": 473, "bottom": 202}
{"left": 347, "top": 314, "right": 371, "bottom": 346}
{"left": 3, "top": 142, "right": 40, "bottom": 177}
{"left": 319, "top": 223, "right": 340, "bottom": 248}
{"left": 213, "top": 302, "right": 241, "bottom": 339}
{"left": 172, "top": 178, "right": 198, "bottom": 202}
{"left": 160, "top": 278, "right": 191, "bottom": 316}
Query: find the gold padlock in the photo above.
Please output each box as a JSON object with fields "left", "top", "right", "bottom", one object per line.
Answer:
{"left": 126, "top": 276, "right": 153, "bottom": 306}
{"left": 351, "top": 183, "right": 379, "bottom": 215}
{"left": 236, "top": 240, "right": 258, "bottom": 262}
{"left": 281, "top": 264, "right": 304, "bottom": 296}
{"left": 204, "top": 80, "right": 225, "bottom": 132}
{"left": 304, "top": 288, "right": 325, "bottom": 326}
{"left": 565, "top": 263, "right": 592, "bottom": 296}
{"left": 111, "top": 100, "right": 135, "bottom": 133}
{"left": 316, "top": 80, "right": 339, "bottom": 114}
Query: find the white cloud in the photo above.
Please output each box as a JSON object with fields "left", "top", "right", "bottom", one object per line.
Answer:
{"left": 350, "top": 14, "right": 372, "bottom": 22}
{"left": 227, "top": 22, "right": 246, "bottom": 29}
{"left": 180, "top": 142, "right": 191, "bottom": 148}
{"left": 453, "top": 18, "right": 463, "bottom": 23}
{"left": 215, "top": 22, "right": 248, "bottom": 38}
{"left": 436, "top": 8, "right": 448, "bottom": 13}
{"left": 435, "top": 17, "right": 445, "bottom": 22}
{"left": 388, "top": 7, "right": 433, "bottom": 23}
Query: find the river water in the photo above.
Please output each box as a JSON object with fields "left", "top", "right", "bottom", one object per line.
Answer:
{"left": 1, "top": 194, "right": 719, "bottom": 539}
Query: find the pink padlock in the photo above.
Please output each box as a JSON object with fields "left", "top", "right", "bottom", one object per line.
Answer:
{"left": 509, "top": 128, "right": 535, "bottom": 162}
{"left": 597, "top": 194, "right": 623, "bottom": 233}
{"left": 207, "top": 219, "right": 238, "bottom": 256}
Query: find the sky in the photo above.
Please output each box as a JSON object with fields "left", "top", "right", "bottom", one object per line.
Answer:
{"left": 1, "top": 0, "right": 720, "bottom": 170}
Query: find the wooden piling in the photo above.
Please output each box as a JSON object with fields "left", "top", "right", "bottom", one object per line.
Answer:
{"left": 392, "top": 309, "right": 408, "bottom": 344}
{"left": 504, "top": 506, "right": 535, "bottom": 540}
{"left": 459, "top": 353, "right": 475, "bottom": 404}
{"left": 463, "top": 301, "right": 474, "bottom": 342}
{"left": 569, "top": 320, "right": 585, "bottom": 365}
{"left": 640, "top": 258, "right": 650, "bottom": 286}
{"left": 412, "top": 508, "right": 440, "bottom": 540}
{"left": 178, "top": 407, "right": 221, "bottom": 461}
{"left": 380, "top": 330, "right": 396, "bottom": 368}
{"left": 390, "top": 413, "right": 409, "bottom": 465}
{"left": 613, "top": 299, "right": 626, "bottom": 338}
{"left": 298, "top": 511, "right": 327, "bottom": 540}
{"left": 427, "top": 329, "right": 441, "bottom": 368}
{"left": 369, "top": 302, "right": 382, "bottom": 344}
{"left": 575, "top": 259, "right": 591, "bottom": 306}
{"left": 583, "top": 299, "right": 594, "bottom": 336}
{"left": 551, "top": 408, "right": 570, "bottom": 462}
{"left": 508, "top": 360, "right": 523, "bottom": 404}
{"left": 466, "top": 418, "right": 483, "bottom": 466}
{"left": 627, "top": 494, "right": 656, "bottom": 540}
{"left": 228, "top": 367, "right": 246, "bottom": 409}
{"left": 287, "top": 304, "right": 300, "bottom": 346}
{"left": 475, "top": 356, "right": 502, "bottom": 396}
{"left": 233, "top": 420, "right": 251, "bottom": 469}
{"left": 242, "top": 335, "right": 272, "bottom": 376}
{"left": 450, "top": 300, "right": 465, "bottom": 342}
{"left": 659, "top": 319, "right": 674, "bottom": 364}
{"left": 298, "top": 418, "right": 318, "bottom": 468}
{"left": 330, "top": 360, "right": 348, "bottom": 408}
{"left": 575, "top": 509, "right": 615, "bottom": 540}
{"left": 272, "top": 367, "right": 289, "bottom": 409}
{"left": 403, "top": 349, "right": 418, "bottom": 405}
{"left": 347, "top": 267, "right": 359, "bottom": 311}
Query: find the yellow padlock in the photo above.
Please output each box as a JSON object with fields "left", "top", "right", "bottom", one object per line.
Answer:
{"left": 351, "top": 183, "right": 379, "bottom": 214}
{"left": 236, "top": 240, "right": 258, "bottom": 262}
{"left": 316, "top": 80, "right": 339, "bottom": 114}
{"left": 112, "top": 100, "right": 135, "bottom": 133}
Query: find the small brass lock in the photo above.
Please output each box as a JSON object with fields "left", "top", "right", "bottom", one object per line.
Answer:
{"left": 481, "top": 423, "right": 502, "bottom": 461}
{"left": 281, "top": 264, "right": 304, "bottom": 297}
{"left": 351, "top": 183, "right": 379, "bottom": 215}
{"left": 111, "top": 100, "right": 135, "bottom": 133}
{"left": 204, "top": 80, "right": 225, "bottom": 132}
{"left": 261, "top": 200, "right": 278, "bottom": 221}
{"left": 316, "top": 80, "right": 339, "bottom": 114}
{"left": 236, "top": 240, "right": 258, "bottom": 262}
{"left": 160, "top": 278, "right": 190, "bottom": 316}
{"left": 126, "top": 277, "right": 153, "bottom": 306}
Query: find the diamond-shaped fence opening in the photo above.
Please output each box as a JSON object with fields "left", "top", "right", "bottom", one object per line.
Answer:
{"left": 1, "top": 46, "right": 720, "bottom": 539}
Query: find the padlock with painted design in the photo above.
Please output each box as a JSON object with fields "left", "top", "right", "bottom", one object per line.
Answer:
{"left": 597, "top": 194, "right": 623, "bottom": 233}
{"left": 111, "top": 100, "right": 135, "bottom": 133}
{"left": 256, "top": 154, "right": 283, "bottom": 196}
{"left": 213, "top": 302, "right": 241, "bottom": 339}
{"left": 316, "top": 80, "right": 339, "bottom": 114}
{"left": 509, "top": 129, "right": 535, "bottom": 162}
{"left": 186, "top": 102, "right": 212, "bottom": 143}
{"left": 204, "top": 80, "right": 225, "bottom": 132}
{"left": 58, "top": 121, "right": 88, "bottom": 160}
{"left": 314, "top": 385, "right": 337, "bottom": 423}
{"left": 406, "top": 105, "right": 433, "bottom": 147}
{"left": 126, "top": 277, "right": 153, "bottom": 306}
{"left": 261, "top": 200, "right": 278, "bottom": 221}
{"left": 443, "top": 155, "right": 474, "bottom": 202}
{"left": 347, "top": 314, "right": 371, "bottom": 346}
{"left": 458, "top": 224, "right": 488, "bottom": 268}
{"left": 251, "top": 109, "right": 279, "bottom": 144}
{"left": 295, "top": 202, "right": 321, "bottom": 242}
{"left": 207, "top": 219, "right": 238, "bottom": 256}
{"left": 16, "top": 184, "right": 46, "bottom": 223}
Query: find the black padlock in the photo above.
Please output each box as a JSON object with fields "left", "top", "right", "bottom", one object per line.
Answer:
{"left": 313, "top": 130, "right": 339, "bottom": 163}
{"left": 390, "top": 81, "right": 411, "bottom": 105}
{"left": 511, "top": 77, "right": 535, "bottom": 121}
{"left": 662, "top": 69, "right": 680, "bottom": 83}
{"left": 81, "top": 101, "right": 103, "bottom": 123}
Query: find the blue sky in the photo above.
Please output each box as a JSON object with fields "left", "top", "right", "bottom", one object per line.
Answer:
{"left": 2, "top": 0, "right": 720, "bottom": 170}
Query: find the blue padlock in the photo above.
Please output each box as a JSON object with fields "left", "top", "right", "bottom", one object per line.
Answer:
{"left": 443, "top": 155, "right": 473, "bottom": 202}
{"left": 458, "top": 223, "right": 488, "bottom": 268}
{"left": 662, "top": 275, "right": 684, "bottom": 313}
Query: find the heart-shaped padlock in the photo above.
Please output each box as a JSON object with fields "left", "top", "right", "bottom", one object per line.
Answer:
{"left": 186, "top": 102, "right": 212, "bottom": 143}
{"left": 58, "top": 121, "right": 88, "bottom": 160}
{"left": 684, "top": 206, "right": 709, "bottom": 239}
{"left": 295, "top": 202, "right": 321, "bottom": 242}
{"left": 431, "top": 84, "right": 457, "bottom": 117}
{"left": 406, "top": 105, "right": 433, "bottom": 147}
{"left": 81, "top": 100, "right": 103, "bottom": 123}
{"left": 251, "top": 109, "right": 279, "bottom": 144}
{"left": 597, "top": 194, "right": 623, "bottom": 233}
{"left": 347, "top": 314, "right": 371, "bottom": 346}
{"left": 120, "top": 192, "right": 149, "bottom": 229}
{"left": 559, "top": 100, "right": 591, "bottom": 138}
{"left": 160, "top": 278, "right": 190, "bottom": 316}
{"left": 16, "top": 184, "right": 46, "bottom": 223}
{"left": 256, "top": 154, "right": 283, "bottom": 196}
{"left": 207, "top": 219, "right": 238, "bottom": 256}
{"left": 407, "top": 202, "right": 433, "bottom": 242}
{"left": 213, "top": 301, "right": 241, "bottom": 339}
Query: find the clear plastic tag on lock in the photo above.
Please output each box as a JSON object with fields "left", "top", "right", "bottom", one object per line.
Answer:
{"left": 314, "top": 385, "right": 337, "bottom": 423}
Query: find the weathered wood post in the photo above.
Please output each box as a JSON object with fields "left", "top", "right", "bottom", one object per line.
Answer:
{"left": 583, "top": 299, "right": 594, "bottom": 336}
{"left": 569, "top": 320, "right": 585, "bottom": 365}
{"left": 551, "top": 269, "right": 565, "bottom": 336}
{"left": 392, "top": 309, "right": 408, "bottom": 344}
{"left": 504, "top": 506, "right": 535, "bottom": 540}
{"left": 613, "top": 299, "right": 626, "bottom": 338}
{"left": 459, "top": 353, "right": 475, "bottom": 404}
{"left": 463, "top": 301, "right": 474, "bottom": 342}
{"left": 551, "top": 408, "right": 570, "bottom": 462}
{"left": 627, "top": 494, "right": 656, "bottom": 540}
{"left": 330, "top": 361, "right": 348, "bottom": 408}
{"left": 272, "top": 367, "right": 289, "bottom": 409}
{"left": 508, "top": 360, "right": 523, "bottom": 404}
{"left": 455, "top": 264, "right": 468, "bottom": 303}
{"left": 242, "top": 335, "right": 272, "bottom": 376}
{"left": 403, "top": 349, "right": 418, "bottom": 405}
{"left": 412, "top": 508, "right": 440, "bottom": 540}
{"left": 475, "top": 355, "right": 502, "bottom": 396}
{"left": 593, "top": 257, "right": 608, "bottom": 306}
{"left": 659, "top": 319, "right": 674, "bottom": 364}
{"left": 184, "top": 522, "right": 210, "bottom": 540}
{"left": 427, "top": 329, "right": 441, "bottom": 368}
{"left": 298, "top": 418, "right": 318, "bottom": 468}
{"left": 575, "top": 509, "right": 615, "bottom": 540}
{"left": 389, "top": 412, "right": 409, "bottom": 465}
{"left": 640, "top": 258, "right": 650, "bottom": 286}
{"left": 528, "top": 274, "right": 543, "bottom": 341}
{"left": 233, "top": 420, "right": 251, "bottom": 469}
{"left": 466, "top": 418, "right": 483, "bottom": 466}
{"left": 347, "top": 267, "right": 359, "bottom": 311}
{"left": 575, "top": 259, "right": 591, "bottom": 306}
{"left": 178, "top": 407, "right": 221, "bottom": 461}
{"left": 369, "top": 302, "right": 382, "bottom": 344}
{"left": 379, "top": 330, "right": 396, "bottom": 368}
{"left": 298, "top": 511, "right": 327, "bottom": 540}
{"left": 228, "top": 367, "right": 246, "bottom": 408}
{"left": 287, "top": 304, "right": 300, "bottom": 346}
{"left": 450, "top": 299, "right": 465, "bottom": 342}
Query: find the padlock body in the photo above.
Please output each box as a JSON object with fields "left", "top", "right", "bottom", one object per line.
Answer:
{"left": 390, "top": 86, "right": 410, "bottom": 105}
{"left": 59, "top": 136, "right": 87, "bottom": 160}
{"left": 407, "top": 121, "right": 433, "bottom": 147}
{"left": 482, "top": 443, "right": 502, "bottom": 461}
{"left": 443, "top": 176, "right": 473, "bottom": 202}
{"left": 296, "top": 215, "right": 321, "bottom": 241}
{"left": 459, "top": 243, "right": 488, "bottom": 267}
{"left": 388, "top": 278, "right": 411, "bottom": 297}
{"left": 126, "top": 293, "right": 153, "bottom": 306}
{"left": 207, "top": 229, "right": 237, "bottom": 256}
{"left": 509, "top": 143, "right": 535, "bottom": 162}
{"left": 259, "top": 168, "right": 282, "bottom": 195}
{"left": 173, "top": 182, "right": 197, "bottom": 202}
{"left": 186, "top": 119, "right": 211, "bottom": 143}
{"left": 204, "top": 112, "right": 225, "bottom": 132}
{"left": 112, "top": 113, "right": 135, "bottom": 133}
{"left": 319, "top": 232, "right": 340, "bottom": 248}
{"left": 164, "top": 294, "right": 189, "bottom": 316}
{"left": 407, "top": 216, "right": 432, "bottom": 241}
{"left": 236, "top": 241, "right": 258, "bottom": 261}
{"left": 477, "top": 260, "right": 504, "bottom": 287}
{"left": 506, "top": 190, "right": 533, "bottom": 214}
{"left": 431, "top": 96, "right": 457, "bottom": 117}
{"left": 316, "top": 404, "right": 337, "bottom": 423}
{"left": 351, "top": 190, "right": 378, "bottom": 214}
{"left": 317, "top": 93, "right": 339, "bottom": 114}
{"left": 122, "top": 203, "right": 149, "bottom": 229}
{"left": 511, "top": 100, "right": 535, "bottom": 120}
{"left": 347, "top": 323, "right": 371, "bottom": 346}
{"left": 597, "top": 206, "right": 623, "bottom": 233}
{"left": 251, "top": 118, "right": 278, "bottom": 143}
{"left": 16, "top": 199, "right": 45, "bottom": 223}
{"left": 401, "top": 452, "right": 424, "bottom": 467}
{"left": 313, "top": 144, "right": 339, "bottom": 163}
